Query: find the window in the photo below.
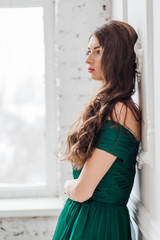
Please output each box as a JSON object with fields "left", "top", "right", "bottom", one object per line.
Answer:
{"left": 0, "top": 0, "right": 58, "bottom": 198}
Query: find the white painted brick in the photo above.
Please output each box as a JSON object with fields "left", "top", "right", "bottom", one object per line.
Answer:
{"left": 0, "top": 217, "right": 58, "bottom": 240}
{"left": 56, "top": 0, "right": 111, "bottom": 205}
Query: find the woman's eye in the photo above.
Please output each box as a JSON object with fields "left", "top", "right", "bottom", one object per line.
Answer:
{"left": 96, "top": 50, "right": 101, "bottom": 54}
{"left": 86, "top": 50, "right": 101, "bottom": 55}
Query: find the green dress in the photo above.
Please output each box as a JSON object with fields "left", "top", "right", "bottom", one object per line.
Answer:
{"left": 52, "top": 120, "right": 140, "bottom": 240}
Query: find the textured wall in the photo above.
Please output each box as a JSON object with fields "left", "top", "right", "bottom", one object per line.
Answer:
{"left": 55, "top": 0, "right": 111, "bottom": 202}
{"left": 112, "top": 1, "right": 160, "bottom": 239}
{"left": 0, "top": 0, "right": 111, "bottom": 239}
{"left": 0, "top": 217, "right": 57, "bottom": 240}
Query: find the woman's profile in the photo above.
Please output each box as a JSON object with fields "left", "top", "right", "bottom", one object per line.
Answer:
{"left": 52, "top": 20, "right": 142, "bottom": 240}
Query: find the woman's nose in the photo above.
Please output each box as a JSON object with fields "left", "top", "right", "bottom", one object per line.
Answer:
{"left": 85, "top": 54, "right": 94, "bottom": 64}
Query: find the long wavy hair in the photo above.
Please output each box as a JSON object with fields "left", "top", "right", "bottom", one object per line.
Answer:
{"left": 55, "top": 20, "right": 143, "bottom": 170}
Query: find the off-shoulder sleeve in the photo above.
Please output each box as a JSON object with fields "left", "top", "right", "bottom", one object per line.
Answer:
{"left": 95, "top": 120, "right": 139, "bottom": 163}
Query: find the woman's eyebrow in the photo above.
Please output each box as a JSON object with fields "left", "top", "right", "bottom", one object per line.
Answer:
{"left": 88, "top": 46, "right": 101, "bottom": 50}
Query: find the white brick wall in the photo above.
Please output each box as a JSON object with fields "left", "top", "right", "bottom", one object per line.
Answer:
{"left": 0, "top": 217, "right": 57, "bottom": 240}
{"left": 56, "top": 0, "right": 111, "bottom": 202}
{"left": 0, "top": 0, "right": 111, "bottom": 239}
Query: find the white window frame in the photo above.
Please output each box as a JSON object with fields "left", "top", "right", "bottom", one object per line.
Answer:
{"left": 0, "top": 0, "right": 60, "bottom": 201}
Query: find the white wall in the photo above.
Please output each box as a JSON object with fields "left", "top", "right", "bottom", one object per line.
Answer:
{"left": 0, "top": 217, "right": 57, "bottom": 240}
{"left": 112, "top": 0, "right": 160, "bottom": 239}
{"left": 55, "top": 0, "right": 112, "bottom": 201}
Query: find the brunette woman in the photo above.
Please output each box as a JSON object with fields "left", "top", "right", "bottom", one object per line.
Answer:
{"left": 52, "top": 20, "right": 142, "bottom": 240}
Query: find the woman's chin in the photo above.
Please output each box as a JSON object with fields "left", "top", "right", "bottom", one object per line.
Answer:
{"left": 89, "top": 76, "right": 104, "bottom": 82}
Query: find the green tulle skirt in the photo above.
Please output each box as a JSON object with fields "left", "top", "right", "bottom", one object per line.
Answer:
{"left": 52, "top": 197, "right": 134, "bottom": 240}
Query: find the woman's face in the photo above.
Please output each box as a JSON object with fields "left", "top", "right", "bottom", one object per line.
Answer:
{"left": 85, "top": 35, "right": 104, "bottom": 83}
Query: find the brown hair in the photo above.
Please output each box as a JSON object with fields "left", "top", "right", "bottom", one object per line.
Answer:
{"left": 55, "top": 20, "right": 143, "bottom": 170}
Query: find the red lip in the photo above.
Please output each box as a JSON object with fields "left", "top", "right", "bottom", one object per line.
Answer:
{"left": 88, "top": 67, "right": 95, "bottom": 73}
{"left": 88, "top": 67, "right": 95, "bottom": 70}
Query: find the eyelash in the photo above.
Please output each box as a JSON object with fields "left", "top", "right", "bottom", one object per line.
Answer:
{"left": 86, "top": 50, "right": 101, "bottom": 55}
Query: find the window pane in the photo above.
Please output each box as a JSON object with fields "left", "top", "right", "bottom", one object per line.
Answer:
{"left": 0, "top": 7, "right": 46, "bottom": 185}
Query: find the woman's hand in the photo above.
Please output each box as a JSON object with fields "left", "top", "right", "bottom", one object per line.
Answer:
{"left": 63, "top": 179, "right": 82, "bottom": 202}
{"left": 64, "top": 179, "right": 72, "bottom": 195}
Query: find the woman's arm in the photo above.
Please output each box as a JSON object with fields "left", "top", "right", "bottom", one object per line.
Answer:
{"left": 64, "top": 102, "right": 139, "bottom": 203}
{"left": 64, "top": 148, "right": 117, "bottom": 203}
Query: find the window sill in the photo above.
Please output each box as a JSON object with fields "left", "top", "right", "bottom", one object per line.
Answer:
{"left": 0, "top": 197, "right": 64, "bottom": 218}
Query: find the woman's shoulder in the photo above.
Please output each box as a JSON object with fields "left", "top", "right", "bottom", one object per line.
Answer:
{"left": 107, "top": 101, "right": 141, "bottom": 143}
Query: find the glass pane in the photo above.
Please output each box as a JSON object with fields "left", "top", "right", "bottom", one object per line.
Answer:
{"left": 0, "top": 7, "right": 46, "bottom": 185}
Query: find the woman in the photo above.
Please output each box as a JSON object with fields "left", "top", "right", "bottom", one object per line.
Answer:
{"left": 52, "top": 20, "right": 143, "bottom": 240}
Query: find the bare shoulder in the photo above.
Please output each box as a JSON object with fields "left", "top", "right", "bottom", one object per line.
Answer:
{"left": 108, "top": 101, "right": 141, "bottom": 142}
